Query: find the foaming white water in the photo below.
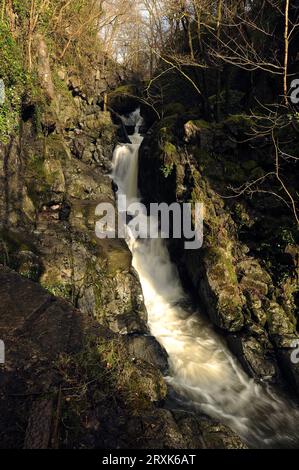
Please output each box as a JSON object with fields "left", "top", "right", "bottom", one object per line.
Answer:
{"left": 112, "top": 110, "right": 143, "bottom": 204}
{"left": 112, "top": 109, "right": 299, "bottom": 448}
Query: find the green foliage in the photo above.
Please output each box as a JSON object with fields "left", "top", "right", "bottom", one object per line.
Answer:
{"left": 162, "top": 141, "right": 177, "bottom": 156}
{"left": 52, "top": 71, "right": 74, "bottom": 110}
{"left": 0, "top": 21, "right": 25, "bottom": 85}
{"left": 1, "top": 0, "right": 108, "bottom": 129}
{"left": 161, "top": 162, "right": 174, "bottom": 178}
{"left": 160, "top": 138, "right": 178, "bottom": 178}
{"left": 0, "top": 20, "right": 27, "bottom": 141}
{"left": 0, "top": 96, "right": 19, "bottom": 142}
{"left": 111, "top": 84, "right": 137, "bottom": 96}
{"left": 26, "top": 70, "right": 48, "bottom": 104}
{"left": 12, "top": 0, "right": 30, "bottom": 19}
{"left": 42, "top": 283, "right": 74, "bottom": 301}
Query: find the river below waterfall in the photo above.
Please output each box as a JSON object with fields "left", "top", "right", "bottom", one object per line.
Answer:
{"left": 111, "top": 109, "right": 299, "bottom": 449}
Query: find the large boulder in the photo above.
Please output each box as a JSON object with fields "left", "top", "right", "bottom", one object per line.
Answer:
{"left": 125, "top": 335, "right": 169, "bottom": 374}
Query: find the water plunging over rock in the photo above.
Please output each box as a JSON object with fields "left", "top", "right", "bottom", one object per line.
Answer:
{"left": 112, "top": 109, "right": 299, "bottom": 449}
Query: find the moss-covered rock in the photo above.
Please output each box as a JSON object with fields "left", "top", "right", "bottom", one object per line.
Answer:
{"left": 108, "top": 84, "right": 140, "bottom": 115}
{"left": 202, "top": 247, "right": 245, "bottom": 332}
{"left": 227, "top": 334, "right": 278, "bottom": 382}
{"left": 43, "top": 157, "right": 65, "bottom": 194}
{"left": 138, "top": 108, "right": 299, "bottom": 395}
{"left": 267, "top": 301, "right": 297, "bottom": 340}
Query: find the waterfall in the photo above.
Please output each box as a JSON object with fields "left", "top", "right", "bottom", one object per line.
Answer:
{"left": 112, "top": 109, "right": 143, "bottom": 204}
{"left": 112, "top": 108, "right": 299, "bottom": 449}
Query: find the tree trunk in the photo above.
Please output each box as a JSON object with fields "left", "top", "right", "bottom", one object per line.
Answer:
{"left": 284, "top": 0, "right": 290, "bottom": 105}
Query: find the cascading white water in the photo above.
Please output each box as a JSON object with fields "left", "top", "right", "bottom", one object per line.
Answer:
{"left": 112, "top": 109, "right": 143, "bottom": 203}
{"left": 112, "top": 109, "right": 299, "bottom": 449}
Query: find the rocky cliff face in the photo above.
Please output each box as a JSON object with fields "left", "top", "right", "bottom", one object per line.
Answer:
{"left": 0, "top": 64, "right": 146, "bottom": 335}
{"left": 139, "top": 113, "right": 299, "bottom": 395}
